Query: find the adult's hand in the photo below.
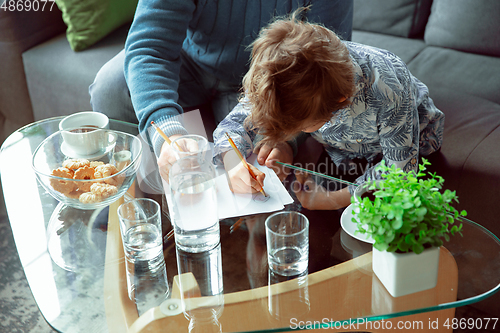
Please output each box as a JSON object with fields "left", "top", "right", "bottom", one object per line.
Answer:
{"left": 157, "top": 134, "right": 183, "bottom": 182}
{"left": 255, "top": 142, "right": 293, "bottom": 181}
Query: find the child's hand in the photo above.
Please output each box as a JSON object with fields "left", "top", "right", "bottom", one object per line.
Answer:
{"left": 254, "top": 142, "right": 293, "bottom": 181}
{"left": 292, "top": 171, "right": 331, "bottom": 209}
{"left": 223, "top": 150, "right": 265, "bottom": 193}
{"left": 292, "top": 171, "right": 351, "bottom": 210}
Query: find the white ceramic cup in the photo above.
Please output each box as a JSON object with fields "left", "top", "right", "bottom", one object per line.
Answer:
{"left": 59, "top": 112, "right": 115, "bottom": 156}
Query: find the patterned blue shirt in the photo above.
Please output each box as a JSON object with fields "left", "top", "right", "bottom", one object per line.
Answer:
{"left": 213, "top": 42, "right": 444, "bottom": 194}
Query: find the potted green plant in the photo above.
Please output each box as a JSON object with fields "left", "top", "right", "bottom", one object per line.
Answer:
{"left": 351, "top": 158, "right": 466, "bottom": 297}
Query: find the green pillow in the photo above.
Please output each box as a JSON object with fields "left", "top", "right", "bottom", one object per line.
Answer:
{"left": 55, "top": 0, "right": 138, "bottom": 52}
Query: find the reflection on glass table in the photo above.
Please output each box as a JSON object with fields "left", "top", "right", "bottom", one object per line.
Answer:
{"left": 175, "top": 243, "right": 224, "bottom": 332}
{"left": 1, "top": 117, "right": 500, "bottom": 333}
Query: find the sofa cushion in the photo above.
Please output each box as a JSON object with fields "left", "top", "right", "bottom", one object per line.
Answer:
{"left": 353, "top": 0, "right": 432, "bottom": 38}
{"left": 424, "top": 0, "right": 500, "bottom": 57}
{"left": 55, "top": 0, "right": 137, "bottom": 51}
{"left": 352, "top": 31, "right": 426, "bottom": 64}
{"left": 22, "top": 25, "right": 129, "bottom": 121}
{"left": 407, "top": 46, "right": 500, "bottom": 106}
{"left": 461, "top": 127, "right": 500, "bottom": 239}
{"left": 0, "top": 9, "right": 66, "bottom": 143}
{"left": 427, "top": 87, "right": 500, "bottom": 316}
{"left": 425, "top": 87, "right": 500, "bottom": 234}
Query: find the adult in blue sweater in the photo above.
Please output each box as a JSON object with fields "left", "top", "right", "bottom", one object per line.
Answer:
{"left": 90, "top": 0, "right": 353, "bottom": 181}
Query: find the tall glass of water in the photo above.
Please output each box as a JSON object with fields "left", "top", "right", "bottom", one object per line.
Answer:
{"left": 171, "top": 134, "right": 210, "bottom": 161}
{"left": 169, "top": 155, "right": 220, "bottom": 253}
{"left": 117, "top": 198, "right": 169, "bottom": 304}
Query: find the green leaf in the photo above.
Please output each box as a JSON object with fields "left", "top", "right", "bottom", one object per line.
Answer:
{"left": 405, "top": 233, "right": 416, "bottom": 245}
{"left": 399, "top": 223, "right": 413, "bottom": 234}
{"left": 402, "top": 201, "right": 414, "bottom": 209}
{"left": 385, "top": 231, "right": 395, "bottom": 244}
{"left": 412, "top": 243, "right": 425, "bottom": 254}
{"left": 374, "top": 242, "right": 389, "bottom": 252}
{"left": 387, "top": 244, "right": 398, "bottom": 252}
{"left": 419, "top": 229, "right": 427, "bottom": 239}
{"left": 398, "top": 241, "right": 411, "bottom": 253}
{"left": 391, "top": 217, "right": 403, "bottom": 230}
{"left": 416, "top": 207, "right": 427, "bottom": 217}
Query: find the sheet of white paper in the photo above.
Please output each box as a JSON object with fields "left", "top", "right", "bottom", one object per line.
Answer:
{"left": 162, "top": 154, "right": 294, "bottom": 221}
{"left": 215, "top": 154, "right": 294, "bottom": 219}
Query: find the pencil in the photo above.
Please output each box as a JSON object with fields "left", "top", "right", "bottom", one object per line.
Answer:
{"left": 275, "top": 161, "right": 356, "bottom": 186}
{"left": 225, "top": 132, "right": 268, "bottom": 197}
{"left": 151, "top": 121, "right": 171, "bottom": 143}
{"left": 230, "top": 217, "right": 245, "bottom": 233}
{"left": 151, "top": 121, "right": 184, "bottom": 151}
{"left": 165, "top": 229, "right": 174, "bottom": 241}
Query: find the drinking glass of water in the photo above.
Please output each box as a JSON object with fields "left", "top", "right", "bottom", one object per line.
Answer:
{"left": 265, "top": 211, "right": 309, "bottom": 276}
{"left": 117, "top": 198, "right": 169, "bottom": 303}
{"left": 169, "top": 156, "right": 220, "bottom": 253}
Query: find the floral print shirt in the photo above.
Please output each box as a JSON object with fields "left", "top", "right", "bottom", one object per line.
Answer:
{"left": 213, "top": 42, "right": 444, "bottom": 194}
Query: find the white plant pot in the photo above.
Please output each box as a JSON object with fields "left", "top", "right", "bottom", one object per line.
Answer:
{"left": 372, "top": 246, "right": 440, "bottom": 297}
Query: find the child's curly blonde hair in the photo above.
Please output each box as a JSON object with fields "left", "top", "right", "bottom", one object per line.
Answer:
{"left": 243, "top": 8, "right": 355, "bottom": 143}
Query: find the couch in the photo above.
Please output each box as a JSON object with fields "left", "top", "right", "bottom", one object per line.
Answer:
{"left": 1, "top": 0, "right": 499, "bottom": 315}
{"left": 351, "top": 0, "right": 500, "bottom": 237}
{"left": 351, "top": 0, "right": 500, "bottom": 317}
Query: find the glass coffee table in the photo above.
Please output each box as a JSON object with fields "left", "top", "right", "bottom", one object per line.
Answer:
{"left": 1, "top": 117, "right": 499, "bottom": 332}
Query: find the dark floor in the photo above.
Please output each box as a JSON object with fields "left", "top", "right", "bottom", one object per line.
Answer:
{"left": 0, "top": 185, "right": 497, "bottom": 333}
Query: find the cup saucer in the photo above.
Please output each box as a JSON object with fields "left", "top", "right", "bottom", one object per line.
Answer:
{"left": 61, "top": 141, "right": 115, "bottom": 160}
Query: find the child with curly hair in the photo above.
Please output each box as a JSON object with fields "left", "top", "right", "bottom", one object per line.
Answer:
{"left": 213, "top": 8, "right": 444, "bottom": 211}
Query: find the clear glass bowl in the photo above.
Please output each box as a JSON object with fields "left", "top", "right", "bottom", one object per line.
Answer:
{"left": 32, "top": 128, "right": 142, "bottom": 210}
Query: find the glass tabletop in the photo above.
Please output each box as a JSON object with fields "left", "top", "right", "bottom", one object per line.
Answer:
{"left": 1, "top": 117, "right": 499, "bottom": 333}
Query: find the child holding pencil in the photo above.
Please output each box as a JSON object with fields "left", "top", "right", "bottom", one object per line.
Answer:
{"left": 212, "top": 8, "right": 444, "bottom": 211}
